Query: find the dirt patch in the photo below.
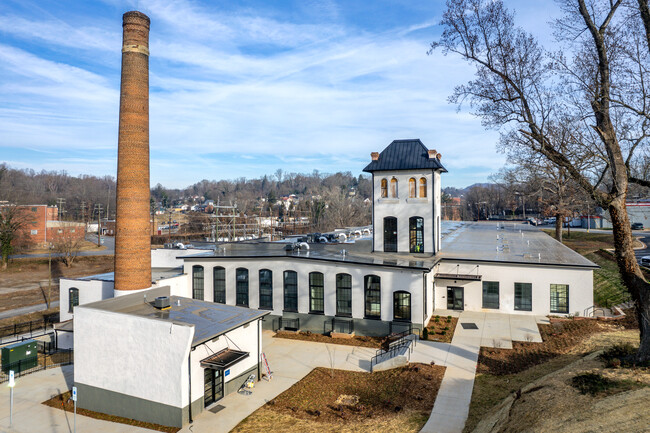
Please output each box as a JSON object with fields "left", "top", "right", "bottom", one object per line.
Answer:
{"left": 478, "top": 319, "right": 620, "bottom": 375}
{"left": 422, "top": 315, "right": 458, "bottom": 343}
{"left": 232, "top": 364, "right": 444, "bottom": 433}
{"left": 42, "top": 391, "right": 179, "bottom": 433}
{"left": 0, "top": 308, "right": 59, "bottom": 329}
{"left": 0, "top": 255, "right": 113, "bottom": 310}
{"left": 274, "top": 330, "right": 384, "bottom": 349}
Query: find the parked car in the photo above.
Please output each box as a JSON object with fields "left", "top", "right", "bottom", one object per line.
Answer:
{"left": 640, "top": 256, "right": 650, "bottom": 267}
{"left": 632, "top": 222, "right": 644, "bottom": 230}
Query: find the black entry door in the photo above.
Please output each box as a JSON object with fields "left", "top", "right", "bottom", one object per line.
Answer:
{"left": 447, "top": 287, "right": 464, "bottom": 310}
{"left": 204, "top": 368, "right": 223, "bottom": 407}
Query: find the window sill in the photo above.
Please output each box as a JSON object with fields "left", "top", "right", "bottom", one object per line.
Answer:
{"left": 406, "top": 198, "right": 428, "bottom": 203}
{"left": 335, "top": 314, "right": 352, "bottom": 319}
{"left": 282, "top": 309, "right": 298, "bottom": 314}
{"left": 236, "top": 304, "right": 249, "bottom": 308}
{"left": 309, "top": 311, "right": 325, "bottom": 315}
{"left": 258, "top": 306, "right": 273, "bottom": 311}
{"left": 392, "top": 319, "right": 411, "bottom": 323}
{"left": 364, "top": 316, "right": 381, "bottom": 321}
{"left": 378, "top": 198, "right": 399, "bottom": 204}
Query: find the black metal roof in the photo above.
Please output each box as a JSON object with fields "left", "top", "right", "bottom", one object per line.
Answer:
{"left": 362, "top": 139, "right": 447, "bottom": 173}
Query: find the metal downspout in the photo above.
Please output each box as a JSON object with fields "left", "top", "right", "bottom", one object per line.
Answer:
{"left": 188, "top": 350, "right": 193, "bottom": 423}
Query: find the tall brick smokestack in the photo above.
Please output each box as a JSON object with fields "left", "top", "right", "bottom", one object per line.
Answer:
{"left": 114, "top": 11, "right": 151, "bottom": 293}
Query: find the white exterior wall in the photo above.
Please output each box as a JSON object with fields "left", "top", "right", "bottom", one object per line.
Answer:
{"left": 74, "top": 306, "right": 194, "bottom": 409}
{"left": 372, "top": 170, "right": 438, "bottom": 254}
{"left": 151, "top": 248, "right": 203, "bottom": 268}
{"left": 434, "top": 261, "right": 594, "bottom": 316}
{"left": 154, "top": 273, "right": 190, "bottom": 298}
{"left": 59, "top": 278, "right": 114, "bottom": 322}
{"left": 181, "top": 258, "right": 426, "bottom": 324}
{"left": 190, "top": 319, "right": 262, "bottom": 402}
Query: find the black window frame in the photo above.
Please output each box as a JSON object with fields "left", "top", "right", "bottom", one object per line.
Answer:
{"left": 482, "top": 281, "right": 500, "bottom": 309}
{"left": 259, "top": 269, "right": 273, "bottom": 310}
{"left": 384, "top": 216, "right": 397, "bottom": 252}
{"left": 69, "top": 287, "right": 79, "bottom": 313}
{"left": 550, "top": 284, "right": 569, "bottom": 314}
{"left": 213, "top": 266, "right": 226, "bottom": 304}
{"left": 283, "top": 270, "right": 298, "bottom": 312}
{"left": 192, "top": 265, "right": 204, "bottom": 300}
{"left": 393, "top": 291, "right": 411, "bottom": 322}
{"left": 236, "top": 268, "right": 249, "bottom": 307}
{"left": 409, "top": 216, "right": 424, "bottom": 253}
{"left": 309, "top": 272, "right": 324, "bottom": 314}
{"left": 336, "top": 273, "right": 352, "bottom": 317}
{"left": 514, "top": 282, "right": 532, "bottom": 311}
{"left": 364, "top": 275, "right": 381, "bottom": 319}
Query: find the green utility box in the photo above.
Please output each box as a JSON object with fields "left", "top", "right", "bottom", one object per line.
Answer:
{"left": 1, "top": 339, "right": 38, "bottom": 374}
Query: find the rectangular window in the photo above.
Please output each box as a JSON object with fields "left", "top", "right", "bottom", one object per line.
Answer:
{"left": 236, "top": 268, "right": 249, "bottom": 307}
{"left": 30, "top": 229, "right": 38, "bottom": 235}
{"left": 550, "top": 284, "right": 569, "bottom": 314}
{"left": 336, "top": 274, "right": 352, "bottom": 317}
{"left": 365, "top": 275, "right": 381, "bottom": 319}
{"left": 259, "top": 269, "right": 273, "bottom": 309}
{"left": 213, "top": 267, "right": 226, "bottom": 304}
{"left": 192, "top": 266, "right": 204, "bottom": 300}
{"left": 309, "top": 272, "right": 324, "bottom": 314}
{"left": 514, "top": 282, "right": 532, "bottom": 311}
{"left": 283, "top": 271, "right": 298, "bottom": 312}
{"left": 482, "top": 281, "right": 499, "bottom": 309}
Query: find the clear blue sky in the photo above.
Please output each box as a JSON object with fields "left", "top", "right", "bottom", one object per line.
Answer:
{"left": 0, "top": 0, "right": 560, "bottom": 189}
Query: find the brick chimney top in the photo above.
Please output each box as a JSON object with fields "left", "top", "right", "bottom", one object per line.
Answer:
{"left": 436, "top": 153, "right": 442, "bottom": 160}
{"left": 371, "top": 152, "right": 379, "bottom": 161}
{"left": 428, "top": 149, "right": 437, "bottom": 159}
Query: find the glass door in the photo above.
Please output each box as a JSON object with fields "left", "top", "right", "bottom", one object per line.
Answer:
{"left": 204, "top": 369, "right": 224, "bottom": 407}
{"left": 447, "top": 287, "right": 464, "bottom": 310}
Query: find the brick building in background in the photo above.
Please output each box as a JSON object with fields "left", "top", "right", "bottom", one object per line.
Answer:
{"left": 0, "top": 204, "right": 85, "bottom": 249}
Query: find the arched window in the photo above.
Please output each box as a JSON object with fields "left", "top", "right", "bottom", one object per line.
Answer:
{"left": 364, "top": 275, "right": 381, "bottom": 319}
{"left": 213, "top": 267, "right": 225, "bottom": 304}
{"left": 419, "top": 177, "right": 427, "bottom": 198}
{"left": 192, "top": 265, "right": 204, "bottom": 300}
{"left": 390, "top": 177, "right": 398, "bottom": 198}
{"left": 393, "top": 291, "right": 411, "bottom": 322}
{"left": 259, "top": 269, "right": 273, "bottom": 309}
{"left": 409, "top": 216, "right": 424, "bottom": 253}
{"left": 309, "top": 272, "right": 324, "bottom": 314}
{"left": 283, "top": 271, "right": 298, "bottom": 312}
{"left": 380, "top": 178, "right": 388, "bottom": 198}
{"left": 409, "top": 178, "right": 416, "bottom": 198}
{"left": 384, "top": 216, "right": 397, "bottom": 252}
{"left": 69, "top": 287, "right": 79, "bottom": 313}
{"left": 236, "top": 268, "right": 249, "bottom": 307}
{"left": 336, "top": 273, "right": 352, "bottom": 317}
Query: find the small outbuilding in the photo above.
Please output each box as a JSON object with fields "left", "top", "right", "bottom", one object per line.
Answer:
{"left": 73, "top": 286, "right": 269, "bottom": 428}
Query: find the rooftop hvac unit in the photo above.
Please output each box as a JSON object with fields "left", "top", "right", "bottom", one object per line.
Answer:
{"left": 154, "top": 296, "right": 171, "bottom": 310}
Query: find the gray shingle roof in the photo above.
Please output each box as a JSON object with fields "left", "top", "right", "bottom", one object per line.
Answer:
{"left": 362, "top": 139, "right": 447, "bottom": 173}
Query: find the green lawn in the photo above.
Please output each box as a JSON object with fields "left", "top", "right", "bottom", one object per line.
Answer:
{"left": 586, "top": 252, "right": 631, "bottom": 308}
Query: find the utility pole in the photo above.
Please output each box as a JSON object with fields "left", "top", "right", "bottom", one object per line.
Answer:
{"left": 94, "top": 204, "right": 103, "bottom": 247}
{"left": 80, "top": 201, "right": 86, "bottom": 225}
{"left": 57, "top": 197, "right": 66, "bottom": 220}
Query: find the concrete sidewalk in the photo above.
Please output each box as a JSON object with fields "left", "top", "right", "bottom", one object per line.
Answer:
{"left": 180, "top": 331, "right": 376, "bottom": 433}
{"left": 419, "top": 311, "right": 544, "bottom": 433}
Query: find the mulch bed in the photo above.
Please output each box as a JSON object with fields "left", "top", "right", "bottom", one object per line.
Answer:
{"left": 265, "top": 364, "right": 445, "bottom": 423}
{"left": 477, "top": 319, "right": 620, "bottom": 375}
{"left": 274, "top": 330, "right": 384, "bottom": 348}
{"left": 422, "top": 316, "right": 458, "bottom": 343}
{"left": 42, "top": 391, "right": 180, "bottom": 433}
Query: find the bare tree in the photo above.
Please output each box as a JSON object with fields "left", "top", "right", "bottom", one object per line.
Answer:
{"left": 0, "top": 206, "right": 27, "bottom": 270}
{"left": 431, "top": 0, "right": 650, "bottom": 361}
{"left": 52, "top": 222, "right": 83, "bottom": 268}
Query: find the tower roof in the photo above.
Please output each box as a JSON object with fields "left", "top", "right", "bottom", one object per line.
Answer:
{"left": 362, "top": 139, "right": 447, "bottom": 173}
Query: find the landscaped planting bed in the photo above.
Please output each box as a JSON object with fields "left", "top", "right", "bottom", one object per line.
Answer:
{"left": 43, "top": 391, "right": 179, "bottom": 433}
{"left": 421, "top": 315, "right": 457, "bottom": 343}
{"left": 477, "top": 319, "right": 619, "bottom": 375}
{"left": 274, "top": 330, "right": 384, "bottom": 348}
{"left": 233, "top": 364, "right": 445, "bottom": 433}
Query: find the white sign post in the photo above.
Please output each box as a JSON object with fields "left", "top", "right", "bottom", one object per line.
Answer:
{"left": 8, "top": 370, "right": 14, "bottom": 427}
{"left": 72, "top": 386, "right": 77, "bottom": 433}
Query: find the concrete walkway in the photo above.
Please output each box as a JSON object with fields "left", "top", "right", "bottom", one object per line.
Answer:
{"left": 419, "top": 311, "right": 545, "bottom": 433}
{"left": 180, "top": 331, "right": 376, "bottom": 433}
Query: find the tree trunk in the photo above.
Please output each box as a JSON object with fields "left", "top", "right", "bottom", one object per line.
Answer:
{"left": 609, "top": 199, "right": 650, "bottom": 362}
{"left": 555, "top": 214, "right": 563, "bottom": 243}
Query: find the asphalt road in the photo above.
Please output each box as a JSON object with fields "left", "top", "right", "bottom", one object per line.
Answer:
{"left": 9, "top": 234, "right": 114, "bottom": 259}
{"left": 0, "top": 301, "right": 60, "bottom": 320}
{"left": 634, "top": 233, "right": 650, "bottom": 262}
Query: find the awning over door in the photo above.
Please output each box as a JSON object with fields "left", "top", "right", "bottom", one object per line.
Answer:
{"left": 434, "top": 273, "right": 482, "bottom": 281}
{"left": 200, "top": 348, "right": 249, "bottom": 369}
